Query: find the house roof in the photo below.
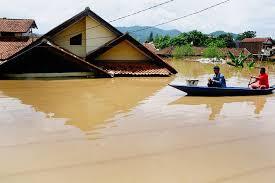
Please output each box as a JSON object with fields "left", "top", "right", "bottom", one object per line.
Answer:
{"left": 156, "top": 46, "right": 174, "bottom": 56}
{"left": 43, "top": 7, "right": 122, "bottom": 39}
{"left": 0, "top": 39, "right": 112, "bottom": 77}
{"left": 3, "top": 7, "right": 123, "bottom": 61}
{"left": 94, "top": 62, "right": 171, "bottom": 76}
{"left": 0, "top": 37, "right": 35, "bottom": 61}
{"left": 221, "top": 48, "right": 251, "bottom": 56}
{"left": 143, "top": 42, "right": 158, "bottom": 53}
{"left": 0, "top": 18, "right": 37, "bottom": 33}
{"left": 241, "top": 38, "right": 273, "bottom": 43}
{"left": 87, "top": 33, "right": 177, "bottom": 74}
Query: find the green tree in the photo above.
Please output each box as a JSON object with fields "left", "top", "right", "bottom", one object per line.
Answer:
{"left": 236, "top": 31, "right": 256, "bottom": 41}
{"left": 170, "top": 33, "right": 188, "bottom": 46}
{"left": 217, "top": 34, "right": 236, "bottom": 48}
{"left": 203, "top": 45, "right": 224, "bottom": 59}
{"left": 147, "top": 32, "right": 154, "bottom": 42}
{"left": 207, "top": 39, "right": 226, "bottom": 48}
{"left": 186, "top": 30, "right": 208, "bottom": 47}
{"left": 153, "top": 35, "right": 172, "bottom": 49}
{"left": 172, "top": 44, "right": 194, "bottom": 58}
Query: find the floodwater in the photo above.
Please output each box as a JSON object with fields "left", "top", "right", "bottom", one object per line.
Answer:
{"left": 0, "top": 60, "right": 275, "bottom": 183}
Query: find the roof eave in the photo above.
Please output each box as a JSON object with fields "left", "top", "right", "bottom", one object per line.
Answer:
{"left": 86, "top": 33, "right": 178, "bottom": 74}
{"left": 2, "top": 39, "right": 113, "bottom": 78}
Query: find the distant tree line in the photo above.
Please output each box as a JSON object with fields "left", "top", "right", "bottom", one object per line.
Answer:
{"left": 150, "top": 30, "right": 256, "bottom": 50}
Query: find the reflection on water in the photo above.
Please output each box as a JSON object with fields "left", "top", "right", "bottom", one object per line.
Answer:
{"left": 0, "top": 60, "right": 275, "bottom": 183}
{"left": 0, "top": 78, "right": 171, "bottom": 132}
{"left": 170, "top": 96, "right": 268, "bottom": 120}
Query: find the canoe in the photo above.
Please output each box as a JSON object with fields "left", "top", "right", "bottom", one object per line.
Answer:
{"left": 169, "top": 84, "right": 275, "bottom": 96}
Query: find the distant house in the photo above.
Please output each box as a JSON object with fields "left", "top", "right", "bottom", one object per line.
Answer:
{"left": 239, "top": 38, "right": 273, "bottom": 55}
{"left": 143, "top": 42, "right": 158, "bottom": 53}
{"left": 0, "top": 18, "right": 37, "bottom": 61}
{"left": 0, "top": 8, "right": 177, "bottom": 78}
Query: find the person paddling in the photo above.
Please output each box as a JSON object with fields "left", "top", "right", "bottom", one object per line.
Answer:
{"left": 250, "top": 67, "right": 270, "bottom": 89}
{"left": 208, "top": 66, "right": 226, "bottom": 88}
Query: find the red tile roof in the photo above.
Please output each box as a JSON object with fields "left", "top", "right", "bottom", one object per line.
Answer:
{"left": 241, "top": 38, "right": 272, "bottom": 43}
{"left": 87, "top": 33, "right": 177, "bottom": 74}
{"left": 156, "top": 46, "right": 174, "bottom": 56}
{"left": 0, "top": 37, "right": 34, "bottom": 60}
{"left": 221, "top": 48, "right": 251, "bottom": 56}
{"left": 94, "top": 62, "right": 172, "bottom": 76}
{"left": 143, "top": 42, "right": 157, "bottom": 53}
{"left": 0, "top": 18, "right": 37, "bottom": 33}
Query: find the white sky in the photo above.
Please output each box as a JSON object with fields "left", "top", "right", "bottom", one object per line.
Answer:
{"left": 1, "top": 0, "right": 275, "bottom": 37}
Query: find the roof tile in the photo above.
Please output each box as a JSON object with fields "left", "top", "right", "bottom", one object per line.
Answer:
{"left": 0, "top": 37, "right": 34, "bottom": 60}
{"left": 94, "top": 62, "right": 171, "bottom": 76}
{"left": 0, "top": 18, "right": 36, "bottom": 33}
{"left": 241, "top": 38, "right": 272, "bottom": 43}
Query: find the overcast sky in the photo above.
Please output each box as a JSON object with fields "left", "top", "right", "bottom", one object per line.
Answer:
{"left": 1, "top": 0, "right": 275, "bottom": 37}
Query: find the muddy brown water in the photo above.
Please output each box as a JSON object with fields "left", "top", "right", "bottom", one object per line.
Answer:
{"left": 0, "top": 60, "right": 275, "bottom": 183}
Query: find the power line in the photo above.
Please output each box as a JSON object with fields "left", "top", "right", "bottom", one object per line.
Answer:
{"left": 56, "top": 0, "right": 231, "bottom": 43}
{"left": 54, "top": 0, "right": 175, "bottom": 40}
{"left": 2, "top": 0, "right": 231, "bottom": 57}
{"left": 104, "top": 0, "right": 175, "bottom": 24}
{"left": 130, "top": 0, "right": 231, "bottom": 33}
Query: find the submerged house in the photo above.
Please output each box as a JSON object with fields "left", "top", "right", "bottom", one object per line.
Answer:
{"left": 0, "top": 8, "right": 177, "bottom": 78}
{"left": 239, "top": 38, "right": 273, "bottom": 55}
{"left": 0, "top": 18, "right": 37, "bottom": 61}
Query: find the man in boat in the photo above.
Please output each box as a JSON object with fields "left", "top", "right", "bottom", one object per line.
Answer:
{"left": 208, "top": 66, "right": 226, "bottom": 88}
{"left": 250, "top": 67, "right": 270, "bottom": 89}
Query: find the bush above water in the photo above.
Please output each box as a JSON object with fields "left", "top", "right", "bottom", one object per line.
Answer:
{"left": 203, "top": 45, "right": 224, "bottom": 59}
{"left": 172, "top": 44, "right": 195, "bottom": 59}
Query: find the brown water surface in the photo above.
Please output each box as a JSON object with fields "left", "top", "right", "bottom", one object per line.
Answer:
{"left": 0, "top": 60, "right": 275, "bottom": 183}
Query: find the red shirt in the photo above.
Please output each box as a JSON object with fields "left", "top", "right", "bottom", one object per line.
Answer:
{"left": 258, "top": 73, "right": 269, "bottom": 88}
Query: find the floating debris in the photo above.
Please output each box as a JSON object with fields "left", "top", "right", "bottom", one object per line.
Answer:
{"left": 196, "top": 58, "right": 226, "bottom": 64}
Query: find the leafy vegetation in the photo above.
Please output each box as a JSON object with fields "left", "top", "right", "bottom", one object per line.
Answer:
{"left": 210, "top": 31, "right": 238, "bottom": 39}
{"left": 203, "top": 45, "right": 224, "bottom": 59}
{"left": 236, "top": 31, "right": 256, "bottom": 41}
{"left": 227, "top": 51, "right": 254, "bottom": 68}
{"left": 216, "top": 34, "right": 236, "bottom": 48}
{"left": 172, "top": 44, "right": 194, "bottom": 58}
{"left": 153, "top": 30, "right": 257, "bottom": 50}
{"left": 206, "top": 39, "right": 226, "bottom": 48}
{"left": 147, "top": 32, "right": 154, "bottom": 42}
{"left": 153, "top": 35, "right": 172, "bottom": 49}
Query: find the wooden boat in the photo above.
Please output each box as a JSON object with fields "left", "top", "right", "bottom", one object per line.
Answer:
{"left": 169, "top": 84, "right": 275, "bottom": 96}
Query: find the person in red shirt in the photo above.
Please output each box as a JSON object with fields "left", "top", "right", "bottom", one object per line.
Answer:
{"left": 250, "top": 67, "right": 270, "bottom": 89}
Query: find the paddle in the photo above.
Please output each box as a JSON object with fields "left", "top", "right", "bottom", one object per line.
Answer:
{"left": 248, "top": 77, "right": 253, "bottom": 88}
{"left": 248, "top": 76, "right": 258, "bottom": 88}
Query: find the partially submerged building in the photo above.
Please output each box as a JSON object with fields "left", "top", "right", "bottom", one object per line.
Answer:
{"left": 0, "top": 18, "right": 37, "bottom": 61}
{"left": 239, "top": 38, "right": 274, "bottom": 55}
{"left": 0, "top": 8, "right": 177, "bottom": 78}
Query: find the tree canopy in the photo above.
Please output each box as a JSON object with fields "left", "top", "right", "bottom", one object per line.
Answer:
{"left": 236, "top": 31, "right": 257, "bottom": 41}
{"left": 153, "top": 30, "right": 257, "bottom": 50}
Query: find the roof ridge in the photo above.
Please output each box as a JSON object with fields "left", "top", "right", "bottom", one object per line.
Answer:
{"left": 0, "top": 18, "right": 35, "bottom": 21}
{"left": 43, "top": 7, "right": 122, "bottom": 39}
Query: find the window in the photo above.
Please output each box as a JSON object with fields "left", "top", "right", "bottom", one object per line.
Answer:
{"left": 70, "top": 33, "right": 82, "bottom": 45}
